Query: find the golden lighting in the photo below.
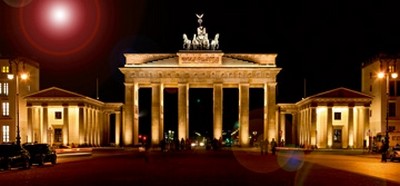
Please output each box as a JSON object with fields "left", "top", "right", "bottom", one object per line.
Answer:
{"left": 377, "top": 72, "right": 385, "bottom": 79}
{"left": 20, "top": 72, "right": 29, "bottom": 80}
{"left": 7, "top": 74, "right": 14, "bottom": 80}
{"left": 391, "top": 72, "right": 398, "bottom": 79}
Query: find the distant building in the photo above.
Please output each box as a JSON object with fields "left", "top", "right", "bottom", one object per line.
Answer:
{"left": 0, "top": 57, "right": 39, "bottom": 144}
{"left": 361, "top": 55, "right": 400, "bottom": 137}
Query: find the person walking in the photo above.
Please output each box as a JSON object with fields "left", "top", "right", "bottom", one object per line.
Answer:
{"left": 271, "top": 138, "right": 277, "bottom": 155}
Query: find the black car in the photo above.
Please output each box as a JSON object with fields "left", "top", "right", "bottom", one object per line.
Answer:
{"left": 0, "top": 144, "right": 31, "bottom": 170}
{"left": 387, "top": 146, "right": 400, "bottom": 162}
{"left": 23, "top": 143, "right": 57, "bottom": 166}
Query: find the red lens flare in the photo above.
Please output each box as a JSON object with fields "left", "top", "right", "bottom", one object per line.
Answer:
{"left": 18, "top": 0, "right": 101, "bottom": 56}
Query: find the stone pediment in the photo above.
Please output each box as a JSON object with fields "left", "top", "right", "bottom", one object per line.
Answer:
{"left": 25, "top": 87, "right": 86, "bottom": 98}
{"left": 224, "top": 54, "right": 277, "bottom": 65}
{"left": 124, "top": 54, "right": 176, "bottom": 65}
{"left": 309, "top": 87, "right": 373, "bottom": 99}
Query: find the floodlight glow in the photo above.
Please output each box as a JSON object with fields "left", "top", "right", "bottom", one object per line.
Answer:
{"left": 391, "top": 72, "right": 398, "bottom": 79}
{"left": 20, "top": 73, "right": 29, "bottom": 80}
{"left": 50, "top": 6, "right": 70, "bottom": 26}
{"left": 378, "top": 72, "right": 385, "bottom": 79}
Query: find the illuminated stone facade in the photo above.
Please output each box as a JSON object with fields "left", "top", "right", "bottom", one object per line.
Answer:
{"left": 119, "top": 51, "right": 281, "bottom": 147}
{"left": 0, "top": 57, "right": 39, "bottom": 144}
{"left": 24, "top": 87, "right": 123, "bottom": 146}
{"left": 278, "top": 88, "right": 372, "bottom": 149}
{"left": 361, "top": 56, "right": 400, "bottom": 136}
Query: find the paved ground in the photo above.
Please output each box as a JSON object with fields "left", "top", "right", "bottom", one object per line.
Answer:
{"left": 1, "top": 146, "right": 398, "bottom": 186}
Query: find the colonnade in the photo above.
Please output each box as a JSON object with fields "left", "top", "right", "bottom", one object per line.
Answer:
{"left": 278, "top": 99, "right": 371, "bottom": 149}
{"left": 120, "top": 52, "right": 281, "bottom": 147}
{"left": 123, "top": 82, "right": 278, "bottom": 147}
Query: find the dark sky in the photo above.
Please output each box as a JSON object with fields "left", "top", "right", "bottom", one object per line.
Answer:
{"left": 1, "top": 0, "right": 400, "bottom": 105}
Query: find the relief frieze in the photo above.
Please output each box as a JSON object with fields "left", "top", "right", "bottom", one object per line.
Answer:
{"left": 128, "top": 70, "right": 274, "bottom": 80}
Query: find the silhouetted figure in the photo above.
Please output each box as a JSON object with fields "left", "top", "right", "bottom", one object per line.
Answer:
{"left": 381, "top": 146, "right": 387, "bottom": 163}
{"left": 186, "top": 138, "right": 191, "bottom": 150}
{"left": 160, "top": 138, "right": 166, "bottom": 152}
{"left": 180, "top": 138, "right": 185, "bottom": 150}
{"left": 271, "top": 138, "right": 277, "bottom": 155}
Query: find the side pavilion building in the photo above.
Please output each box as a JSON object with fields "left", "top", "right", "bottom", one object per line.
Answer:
{"left": 24, "top": 87, "right": 123, "bottom": 147}
{"left": 278, "top": 87, "right": 373, "bottom": 149}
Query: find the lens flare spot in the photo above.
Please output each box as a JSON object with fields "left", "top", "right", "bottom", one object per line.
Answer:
{"left": 277, "top": 150, "right": 305, "bottom": 172}
{"left": 50, "top": 6, "right": 70, "bottom": 26}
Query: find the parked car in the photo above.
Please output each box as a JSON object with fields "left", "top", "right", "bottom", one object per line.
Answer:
{"left": 0, "top": 144, "right": 31, "bottom": 170}
{"left": 22, "top": 143, "right": 57, "bottom": 166}
{"left": 387, "top": 145, "right": 400, "bottom": 162}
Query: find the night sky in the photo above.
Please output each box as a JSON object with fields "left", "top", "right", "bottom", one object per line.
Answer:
{"left": 1, "top": 1, "right": 400, "bottom": 132}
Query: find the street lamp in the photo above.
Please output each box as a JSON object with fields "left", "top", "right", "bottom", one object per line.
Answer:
{"left": 8, "top": 58, "right": 29, "bottom": 146}
{"left": 378, "top": 56, "right": 398, "bottom": 154}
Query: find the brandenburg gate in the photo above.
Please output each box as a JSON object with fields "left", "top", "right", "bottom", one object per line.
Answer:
{"left": 119, "top": 15, "right": 281, "bottom": 147}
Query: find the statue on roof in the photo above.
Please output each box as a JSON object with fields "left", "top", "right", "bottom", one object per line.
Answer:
{"left": 182, "top": 14, "right": 219, "bottom": 50}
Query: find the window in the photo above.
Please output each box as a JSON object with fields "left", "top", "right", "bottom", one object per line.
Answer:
{"left": 2, "top": 102, "right": 9, "bottom": 116}
{"left": 389, "top": 102, "right": 396, "bottom": 117}
{"left": 2, "top": 125, "right": 9, "bottom": 142}
{"left": 3, "top": 83, "right": 8, "bottom": 95}
{"left": 55, "top": 112, "right": 62, "bottom": 119}
{"left": 334, "top": 112, "right": 341, "bottom": 120}
{"left": 54, "top": 129, "right": 62, "bottom": 143}
{"left": 389, "top": 126, "right": 395, "bottom": 132}
{"left": 333, "top": 129, "right": 342, "bottom": 142}
{"left": 390, "top": 81, "right": 395, "bottom": 96}
{"left": 1, "top": 66, "right": 9, "bottom": 73}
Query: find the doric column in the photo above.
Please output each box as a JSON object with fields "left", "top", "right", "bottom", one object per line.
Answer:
{"left": 159, "top": 84, "right": 164, "bottom": 142}
{"left": 213, "top": 83, "right": 223, "bottom": 140}
{"left": 78, "top": 104, "right": 85, "bottom": 145}
{"left": 178, "top": 83, "right": 189, "bottom": 140}
{"left": 133, "top": 83, "right": 139, "bottom": 145}
{"left": 151, "top": 83, "right": 162, "bottom": 145}
{"left": 63, "top": 104, "right": 69, "bottom": 146}
{"left": 95, "top": 109, "right": 100, "bottom": 146}
{"left": 363, "top": 105, "right": 370, "bottom": 148}
{"left": 264, "top": 83, "right": 277, "bottom": 142}
{"left": 27, "top": 104, "right": 32, "bottom": 143}
{"left": 115, "top": 111, "right": 121, "bottom": 146}
{"left": 311, "top": 105, "right": 317, "bottom": 147}
{"left": 86, "top": 107, "right": 91, "bottom": 145}
{"left": 327, "top": 104, "right": 333, "bottom": 148}
{"left": 239, "top": 84, "right": 250, "bottom": 147}
{"left": 42, "top": 104, "right": 48, "bottom": 143}
{"left": 123, "top": 83, "right": 133, "bottom": 146}
{"left": 348, "top": 104, "right": 354, "bottom": 148}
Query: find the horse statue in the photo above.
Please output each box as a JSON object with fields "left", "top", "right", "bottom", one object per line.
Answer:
{"left": 182, "top": 34, "right": 191, "bottom": 50}
{"left": 202, "top": 33, "right": 210, "bottom": 49}
{"left": 192, "top": 34, "right": 200, "bottom": 50}
{"left": 211, "top": 33, "right": 219, "bottom": 50}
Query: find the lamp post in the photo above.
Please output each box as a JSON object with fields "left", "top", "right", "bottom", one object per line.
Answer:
{"left": 8, "top": 58, "right": 28, "bottom": 146}
{"left": 378, "top": 56, "right": 398, "bottom": 154}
